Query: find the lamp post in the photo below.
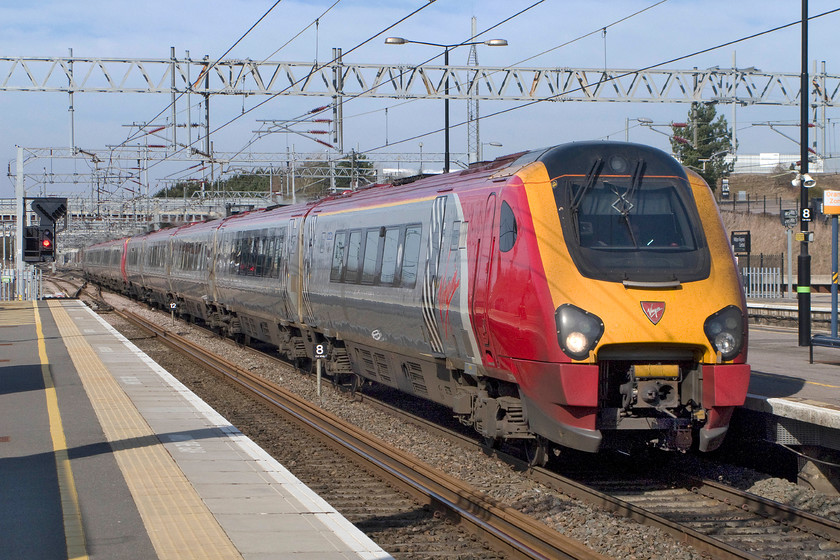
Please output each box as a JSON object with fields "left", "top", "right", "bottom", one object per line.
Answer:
{"left": 385, "top": 36, "right": 508, "bottom": 174}
{"left": 626, "top": 117, "right": 653, "bottom": 141}
{"left": 697, "top": 150, "right": 731, "bottom": 171}
{"left": 480, "top": 141, "right": 503, "bottom": 161}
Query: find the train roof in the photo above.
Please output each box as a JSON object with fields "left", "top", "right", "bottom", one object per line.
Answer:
{"left": 86, "top": 141, "right": 687, "bottom": 247}
{"left": 86, "top": 236, "right": 127, "bottom": 250}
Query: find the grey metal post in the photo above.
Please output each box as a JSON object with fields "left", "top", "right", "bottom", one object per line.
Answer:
{"left": 787, "top": 228, "right": 794, "bottom": 298}
{"left": 444, "top": 47, "right": 450, "bottom": 174}
{"left": 832, "top": 215, "right": 838, "bottom": 337}
{"left": 798, "top": 0, "right": 811, "bottom": 346}
{"left": 69, "top": 48, "right": 75, "bottom": 150}
{"left": 186, "top": 50, "right": 192, "bottom": 149}
{"left": 171, "top": 47, "right": 177, "bottom": 151}
{"left": 15, "top": 146, "right": 24, "bottom": 300}
{"left": 317, "top": 358, "right": 322, "bottom": 397}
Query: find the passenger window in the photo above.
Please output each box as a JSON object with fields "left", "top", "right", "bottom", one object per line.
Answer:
{"left": 380, "top": 227, "right": 400, "bottom": 285}
{"left": 275, "top": 227, "right": 287, "bottom": 278}
{"left": 450, "top": 220, "right": 461, "bottom": 250}
{"left": 401, "top": 225, "right": 422, "bottom": 288}
{"left": 362, "top": 229, "right": 381, "bottom": 284}
{"left": 330, "top": 231, "right": 347, "bottom": 282}
{"left": 499, "top": 201, "right": 518, "bottom": 252}
{"left": 346, "top": 230, "right": 363, "bottom": 282}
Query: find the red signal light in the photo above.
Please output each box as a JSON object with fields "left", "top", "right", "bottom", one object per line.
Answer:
{"left": 41, "top": 238, "right": 52, "bottom": 249}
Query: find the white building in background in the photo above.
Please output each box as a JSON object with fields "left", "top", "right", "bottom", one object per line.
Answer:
{"left": 731, "top": 153, "right": 825, "bottom": 174}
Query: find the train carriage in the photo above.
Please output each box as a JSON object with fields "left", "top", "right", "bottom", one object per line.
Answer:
{"left": 81, "top": 237, "right": 127, "bottom": 292}
{"left": 83, "top": 141, "right": 750, "bottom": 461}
{"left": 208, "top": 205, "right": 307, "bottom": 353}
{"left": 301, "top": 178, "right": 479, "bottom": 403}
{"left": 128, "top": 227, "right": 176, "bottom": 307}
{"left": 167, "top": 220, "right": 220, "bottom": 323}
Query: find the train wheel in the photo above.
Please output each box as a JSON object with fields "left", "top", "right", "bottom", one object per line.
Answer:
{"left": 523, "top": 437, "right": 549, "bottom": 468}
{"left": 349, "top": 374, "right": 364, "bottom": 401}
{"left": 482, "top": 436, "right": 499, "bottom": 450}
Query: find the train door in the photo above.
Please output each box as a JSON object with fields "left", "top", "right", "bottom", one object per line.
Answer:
{"left": 300, "top": 215, "right": 317, "bottom": 325}
{"left": 286, "top": 217, "right": 302, "bottom": 323}
{"left": 421, "top": 196, "right": 447, "bottom": 355}
{"left": 120, "top": 238, "right": 128, "bottom": 285}
{"left": 277, "top": 223, "right": 292, "bottom": 321}
{"left": 471, "top": 193, "right": 497, "bottom": 363}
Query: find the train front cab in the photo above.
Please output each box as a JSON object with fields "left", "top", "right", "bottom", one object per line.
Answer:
{"left": 495, "top": 142, "right": 751, "bottom": 454}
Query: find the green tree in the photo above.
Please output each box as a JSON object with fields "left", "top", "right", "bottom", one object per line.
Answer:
{"left": 670, "top": 102, "right": 734, "bottom": 191}
{"left": 335, "top": 152, "right": 376, "bottom": 190}
{"left": 154, "top": 173, "right": 270, "bottom": 198}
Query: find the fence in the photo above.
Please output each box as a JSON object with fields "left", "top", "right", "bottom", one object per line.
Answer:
{"left": 0, "top": 267, "right": 42, "bottom": 301}
{"left": 737, "top": 253, "right": 783, "bottom": 299}
{"left": 719, "top": 193, "right": 800, "bottom": 217}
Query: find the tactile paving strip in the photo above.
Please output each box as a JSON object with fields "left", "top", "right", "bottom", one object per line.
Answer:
{"left": 49, "top": 300, "right": 242, "bottom": 560}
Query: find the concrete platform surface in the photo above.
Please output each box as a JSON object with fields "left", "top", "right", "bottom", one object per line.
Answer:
{"left": 0, "top": 299, "right": 392, "bottom": 560}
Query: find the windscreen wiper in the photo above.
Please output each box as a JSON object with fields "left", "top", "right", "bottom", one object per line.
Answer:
{"left": 569, "top": 157, "right": 604, "bottom": 213}
{"left": 611, "top": 159, "right": 645, "bottom": 247}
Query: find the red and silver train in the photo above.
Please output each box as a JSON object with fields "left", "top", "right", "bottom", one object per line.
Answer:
{"left": 82, "top": 141, "right": 750, "bottom": 462}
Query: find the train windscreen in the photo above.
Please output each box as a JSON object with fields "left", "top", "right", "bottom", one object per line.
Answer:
{"left": 556, "top": 172, "right": 711, "bottom": 284}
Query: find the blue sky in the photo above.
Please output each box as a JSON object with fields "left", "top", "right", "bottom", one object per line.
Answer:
{"left": 0, "top": 0, "right": 838, "bottom": 197}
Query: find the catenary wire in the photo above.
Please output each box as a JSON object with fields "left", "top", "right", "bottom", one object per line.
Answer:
{"left": 270, "top": 1, "right": 548, "bottom": 138}
{"left": 340, "top": 0, "right": 672, "bottom": 127}
{"left": 141, "top": 0, "right": 441, "bottom": 177}
{"left": 360, "top": 7, "right": 840, "bottom": 155}
{"left": 116, "top": 0, "right": 289, "bottom": 151}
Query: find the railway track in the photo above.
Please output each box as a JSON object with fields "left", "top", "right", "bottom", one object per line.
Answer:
{"left": 357, "top": 387, "right": 840, "bottom": 560}
{"left": 748, "top": 300, "right": 836, "bottom": 327}
{"left": 51, "top": 271, "right": 840, "bottom": 559}
{"left": 113, "top": 305, "right": 606, "bottom": 560}
{"left": 116, "top": 300, "right": 840, "bottom": 560}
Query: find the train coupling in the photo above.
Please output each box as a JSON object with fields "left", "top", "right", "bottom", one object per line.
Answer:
{"left": 665, "top": 426, "right": 693, "bottom": 452}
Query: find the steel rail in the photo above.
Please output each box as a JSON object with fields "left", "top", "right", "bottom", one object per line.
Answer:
{"left": 64, "top": 274, "right": 840, "bottom": 560}
{"left": 352, "top": 395, "right": 763, "bottom": 560}
{"left": 688, "top": 476, "right": 840, "bottom": 542}
{"left": 344, "top": 380, "right": 840, "bottom": 560}
{"left": 113, "top": 306, "right": 607, "bottom": 560}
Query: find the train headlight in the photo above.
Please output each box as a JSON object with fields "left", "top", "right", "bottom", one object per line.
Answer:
{"left": 556, "top": 304, "right": 604, "bottom": 360}
{"left": 703, "top": 306, "right": 745, "bottom": 361}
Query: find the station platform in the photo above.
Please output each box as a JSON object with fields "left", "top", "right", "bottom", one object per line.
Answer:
{"left": 0, "top": 299, "right": 392, "bottom": 560}
{"left": 746, "top": 295, "right": 840, "bottom": 417}
{"left": 739, "top": 295, "right": 840, "bottom": 490}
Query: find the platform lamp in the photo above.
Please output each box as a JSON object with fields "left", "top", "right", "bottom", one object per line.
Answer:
{"left": 385, "top": 37, "right": 508, "bottom": 173}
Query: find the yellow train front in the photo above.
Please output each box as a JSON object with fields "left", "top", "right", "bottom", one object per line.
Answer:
{"left": 488, "top": 141, "right": 750, "bottom": 454}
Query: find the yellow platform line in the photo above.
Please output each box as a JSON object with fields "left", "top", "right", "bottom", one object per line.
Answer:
{"left": 49, "top": 301, "right": 242, "bottom": 560}
{"left": 33, "top": 302, "right": 89, "bottom": 560}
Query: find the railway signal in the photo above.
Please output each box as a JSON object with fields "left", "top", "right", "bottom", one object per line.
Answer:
{"left": 22, "top": 196, "right": 66, "bottom": 263}
{"left": 22, "top": 224, "right": 55, "bottom": 262}
{"left": 39, "top": 226, "right": 55, "bottom": 261}
{"left": 22, "top": 226, "right": 41, "bottom": 262}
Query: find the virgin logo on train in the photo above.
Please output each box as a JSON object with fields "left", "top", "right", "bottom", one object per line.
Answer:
{"left": 641, "top": 301, "right": 666, "bottom": 325}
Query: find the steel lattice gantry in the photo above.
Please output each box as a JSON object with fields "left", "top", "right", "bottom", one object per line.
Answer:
{"left": 1, "top": 55, "right": 838, "bottom": 106}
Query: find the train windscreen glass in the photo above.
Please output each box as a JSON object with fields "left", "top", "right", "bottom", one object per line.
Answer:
{"left": 558, "top": 176, "right": 711, "bottom": 283}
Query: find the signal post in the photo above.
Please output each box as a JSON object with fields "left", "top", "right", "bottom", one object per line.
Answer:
{"left": 23, "top": 197, "right": 66, "bottom": 263}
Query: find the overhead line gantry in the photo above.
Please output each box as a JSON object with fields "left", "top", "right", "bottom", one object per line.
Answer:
{"left": 0, "top": 54, "right": 837, "bottom": 105}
